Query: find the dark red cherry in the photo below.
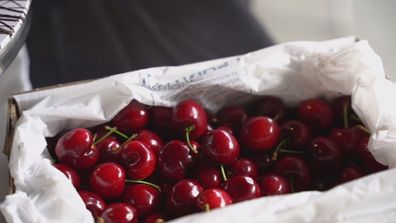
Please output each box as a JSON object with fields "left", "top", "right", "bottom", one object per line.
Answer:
{"left": 201, "top": 129, "right": 240, "bottom": 165}
{"left": 96, "top": 136, "right": 121, "bottom": 162}
{"left": 89, "top": 162, "right": 125, "bottom": 199}
{"left": 357, "top": 137, "right": 387, "bottom": 173}
{"left": 197, "top": 188, "right": 232, "bottom": 211}
{"left": 55, "top": 128, "right": 99, "bottom": 170}
{"left": 172, "top": 99, "right": 208, "bottom": 139}
{"left": 338, "top": 165, "right": 364, "bottom": 184}
{"left": 53, "top": 163, "right": 81, "bottom": 189}
{"left": 258, "top": 174, "right": 291, "bottom": 196}
{"left": 112, "top": 100, "right": 149, "bottom": 134}
{"left": 166, "top": 179, "right": 203, "bottom": 217}
{"left": 149, "top": 106, "right": 174, "bottom": 139}
{"left": 135, "top": 130, "right": 164, "bottom": 155}
{"left": 329, "top": 127, "right": 362, "bottom": 157}
{"left": 273, "top": 155, "right": 311, "bottom": 192}
{"left": 240, "top": 116, "right": 280, "bottom": 152}
{"left": 195, "top": 163, "right": 222, "bottom": 189}
{"left": 216, "top": 105, "right": 247, "bottom": 133}
{"left": 251, "top": 96, "right": 286, "bottom": 121}
{"left": 281, "top": 120, "right": 311, "bottom": 148}
{"left": 101, "top": 203, "right": 138, "bottom": 223}
{"left": 120, "top": 140, "right": 156, "bottom": 180}
{"left": 158, "top": 140, "right": 194, "bottom": 180}
{"left": 228, "top": 158, "right": 258, "bottom": 178}
{"left": 143, "top": 213, "right": 166, "bottom": 223}
{"left": 122, "top": 184, "right": 160, "bottom": 217}
{"left": 78, "top": 190, "right": 106, "bottom": 218}
{"left": 222, "top": 175, "right": 261, "bottom": 202}
{"left": 309, "top": 137, "right": 342, "bottom": 177}
{"left": 298, "top": 98, "right": 333, "bottom": 131}
{"left": 251, "top": 152, "right": 275, "bottom": 172}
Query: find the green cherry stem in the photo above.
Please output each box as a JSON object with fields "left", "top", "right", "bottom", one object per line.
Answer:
{"left": 279, "top": 149, "right": 307, "bottom": 155}
{"left": 343, "top": 101, "right": 349, "bottom": 129}
{"left": 355, "top": 124, "right": 371, "bottom": 135}
{"left": 185, "top": 125, "right": 198, "bottom": 154}
{"left": 220, "top": 165, "right": 228, "bottom": 182}
{"left": 351, "top": 114, "right": 361, "bottom": 122}
{"left": 93, "top": 126, "right": 117, "bottom": 146}
{"left": 125, "top": 179, "right": 161, "bottom": 192}
{"left": 204, "top": 204, "right": 210, "bottom": 212}
{"left": 105, "top": 125, "right": 129, "bottom": 140}
{"left": 272, "top": 139, "right": 288, "bottom": 161}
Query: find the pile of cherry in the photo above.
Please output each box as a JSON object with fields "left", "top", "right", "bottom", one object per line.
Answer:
{"left": 48, "top": 95, "right": 387, "bottom": 223}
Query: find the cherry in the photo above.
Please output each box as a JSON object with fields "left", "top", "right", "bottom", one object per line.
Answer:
{"left": 158, "top": 140, "right": 194, "bottom": 180}
{"left": 89, "top": 162, "right": 126, "bottom": 199}
{"left": 197, "top": 188, "right": 232, "bottom": 211}
{"left": 100, "top": 203, "right": 138, "bottom": 223}
{"left": 55, "top": 128, "right": 99, "bottom": 170}
{"left": 281, "top": 120, "right": 311, "bottom": 149}
{"left": 112, "top": 100, "right": 149, "bottom": 134}
{"left": 53, "top": 163, "right": 81, "bottom": 189}
{"left": 216, "top": 105, "right": 247, "bottom": 133}
{"left": 78, "top": 190, "right": 106, "bottom": 218}
{"left": 201, "top": 129, "right": 240, "bottom": 165}
{"left": 135, "top": 130, "right": 164, "bottom": 155}
{"left": 166, "top": 179, "right": 203, "bottom": 217}
{"left": 273, "top": 155, "right": 311, "bottom": 192}
{"left": 240, "top": 116, "right": 280, "bottom": 152}
{"left": 338, "top": 165, "right": 364, "bottom": 184}
{"left": 120, "top": 140, "right": 156, "bottom": 180}
{"left": 149, "top": 106, "right": 174, "bottom": 139}
{"left": 329, "top": 127, "right": 362, "bottom": 157}
{"left": 309, "top": 137, "right": 342, "bottom": 177}
{"left": 357, "top": 137, "right": 387, "bottom": 173}
{"left": 195, "top": 163, "right": 222, "bottom": 189}
{"left": 227, "top": 158, "right": 258, "bottom": 178}
{"left": 251, "top": 95, "right": 286, "bottom": 121}
{"left": 298, "top": 98, "right": 333, "bottom": 131}
{"left": 332, "top": 95, "right": 354, "bottom": 127}
{"left": 143, "top": 213, "right": 166, "bottom": 223}
{"left": 172, "top": 99, "right": 208, "bottom": 139}
{"left": 258, "top": 174, "right": 291, "bottom": 196}
{"left": 122, "top": 184, "right": 160, "bottom": 217}
{"left": 96, "top": 136, "right": 121, "bottom": 162}
{"left": 251, "top": 152, "right": 276, "bottom": 172}
{"left": 222, "top": 175, "right": 261, "bottom": 202}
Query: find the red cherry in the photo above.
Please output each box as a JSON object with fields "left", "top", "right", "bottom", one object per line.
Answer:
{"left": 53, "top": 163, "right": 81, "bottom": 189}
{"left": 143, "top": 213, "right": 166, "bottom": 223}
{"left": 78, "top": 190, "right": 106, "bottom": 218}
{"left": 195, "top": 163, "right": 222, "bottom": 189}
{"left": 55, "top": 128, "right": 99, "bottom": 170}
{"left": 216, "top": 105, "right": 248, "bottom": 133}
{"left": 281, "top": 120, "right": 311, "bottom": 148}
{"left": 251, "top": 96, "right": 286, "bottom": 121}
{"left": 89, "top": 162, "right": 126, "bottom": 199}
{"left": 240, "top": 116, "right": 280, "bottom": 152}
{"left": 96, "top": 136, "right": 121, "bottom": 162}
{"left": 120, "top": 140, "right": 156, "bottom": 180}
{"left": 329, "top": 127, "right": 362, "bottom": 157}
{"left": 158, "top": 140, "right": 194, "bottom": 180}
{"left": 122, "top": 184, "right": 160, "bottom": 217}
{"left": 101, "top": 203, "right": 138, "bottom": 223}
{"left": 112, "top": 100, "right": 149, "bottom": 134}
{"left": 273, "top": 155, "right": 311, "bottom": 192}
{"left": 338, "top": 165, "right": 365, "bottom": 184}
{"left": 258, "top": 174, "right": 291, "bottom": 196}
{"left": 222, "top": 175, "right": 261, "bottom": 202}
{"left": 135, "top": 130, "right": 164, "bottom": 155}
{"left": 201, "top": 129, "right": 240, "bottom": 165}
{"left": 357, "top": 137, "right": 387, "bottom": 173}
{"left": 309, "top": 137, "right": 342, "bottom": 177}
{"left": 149, "top": 106, "right": 174, "bottom": 139}
{"left": 172, "top": 99, "right": 208, "bottom": 139}
{"left": 228, "top": 158, "right": 258, "bottom": 178}
{"left": 298, "top": 98, "right": 333, "bottom": 131}
{"left": 166, "top": 179, "right": 203, "bottom": 217}
{"left": 197, "top": 188, "right": 232, "bottom": 211}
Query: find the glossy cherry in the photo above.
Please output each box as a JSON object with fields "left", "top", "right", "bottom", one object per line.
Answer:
{"left": 201, "top": 129, "right": 240, "bottom": 165}
{"left": 78, "top": 190, "right": 106, "bottom": 218}
{"left": 258, "top": 174, "right": 291, "bottom": 196}
{"left": 149, "top": 106, "right": 174, "bottom": 139}
{"left": 281, "top": 120, "right": 311, "bottom": 149}
{"left": 222, "top": 175, "right": 261, "bottom": 202}
{"left": 100, "top": 203, "right": 138, "bottom": 223}
{"left": 143, "top": 213, "right": 166, "bottom": 223}
{"left": 166, "top": 179, "right": 203, "bottom": 217}
{"left": 273, "top": 155, "right": 311, "bottom": 192}
{"left": 357, "top": 137, "right": 387, "bottom": 173}
{"left": 158, "top": 140, "right": 194, "bottom": 180}
{"left": 89, "top": 162, "right": 126, "bottom": 199}
{"left": 55, "top": 128, "right": 99, "bottom": 170}
{"left": 298, "top": 98, "right": 333, "bottom": 131}
{"left": 329, "top": 127, "right": 362, "bottom": 157}
{"left": 135, "top": 130, "right": 164, "bottom": 155}
{"left": 338, "top": 165, "right": 365, "bottom": 184}
{"left": 172, "top": 99, "right": 208, "bottom": 139}
{"left": 195, "top": 163, "right": 222, "bottom": 189}
{"left": 309, "top": 137, "right": 342, "bottom": 177}
{"left": 53, "top": 163, "right": 81, "bottom": 189}
{"left": 96, "top": 136, "right": 121, "bottom": 162}
{"left": 112, "top": 100, "right": 149, "bottom": 134}
{"left": 227, "top": 158, "right": 258, "bottom": 178}
{"left": 122, "top": 184, "right": 160, "bottom": 217}
{"left": 216, "top": 105, "right": 248, "bottom": 133}
{"left": 240, "top": 116, "right": 280, "bottom": 152}
{"left": 197, "top": 188, "right": 232, "bottom": 211}
{"left": 120, "top": 140, "right": 156, "bottom": 180}
{"left": 251, "top": 95, "right": 286, "bottom": 121}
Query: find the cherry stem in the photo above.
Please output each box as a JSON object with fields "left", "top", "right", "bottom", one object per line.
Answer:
{"left": 125, "top": 179, "right": 161, "bottom": 192}
{"left": 220, "top": 165, "right": 228, "bottom": 182}
{"left": 185, "top": 125, "right": 198, "bottom": 154}
{"left": 272, "top": 139, "right": 288, "bottom": 161}
{"left": 105, "top": 125, "right": 129, "bottom": 140}
{"left": 355, "top": 124, "right": 371, "bottom": 135}
{"left": 93, "top": 127, "right": 117, "bottom": 146}
{"left": 204, "top": 204, "right": 210, "bottom": 212}
{"left": 155, "top": 220, "right": 165, "bottom": 223}
{"left": 343, "top": 102, "right": 349, "bottom": 129}
{"left": 290, "top": 178, "right": 295, "bottom": 193}
{"left": 96, "top": 217, "right": 105, "bottom": 223}
{"left": 273, "top": 113, "right": 281, "bottom": 121}
{"left": 279, "top": 149, "right": 307, "bottom": 155}
{"left": 351, "top": 114, "right": 361, "bottom": 122}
